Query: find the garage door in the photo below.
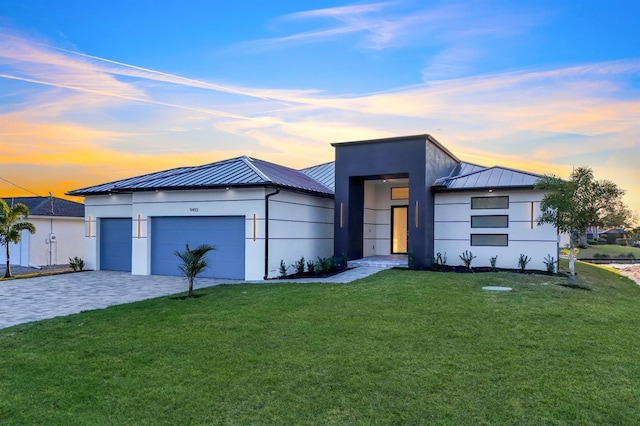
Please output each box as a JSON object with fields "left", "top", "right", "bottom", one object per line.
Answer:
{"left": 150, "top": 216, "right": 245, "bottom": 279}
{"left": 100, "top": 218, "right": 132, "bottom": 272}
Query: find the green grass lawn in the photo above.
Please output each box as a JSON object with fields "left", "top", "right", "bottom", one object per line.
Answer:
{"left": 577, "top": 244, "right": 640, "bottom": 259}
{"left": 1, "top": 263, "right": 639, "bottom": 425}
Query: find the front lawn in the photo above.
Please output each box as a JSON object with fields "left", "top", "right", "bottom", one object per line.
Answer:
{"left": 577, "top": 244, "right": 640, "bottom": 259}
{"left": 1, "top": 263, "right": 639, "bottom": 424}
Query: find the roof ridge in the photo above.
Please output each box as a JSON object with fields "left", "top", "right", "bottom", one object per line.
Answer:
{"left": 241, "top": 156, "right": 272, "bottom": 183}
{"left": 447, "top": 164, "right": 542, "bottom": 181}
{"left": 487, "top": 164, "right": 544, "bottom": 178}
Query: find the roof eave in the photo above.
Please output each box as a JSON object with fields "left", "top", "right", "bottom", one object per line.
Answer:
{"left": 432, "top": 185, "right": 537, "bottom": 193}
{"left": 69, "top": 182, "right": 334, "bottom": 198}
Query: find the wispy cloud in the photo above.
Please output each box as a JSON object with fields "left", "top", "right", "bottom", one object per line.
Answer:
{"left": 236, "top": 1, "right": 545, "bottom": 51}
{"left": 1, "top": 28, "right": 638, "bottom": 209}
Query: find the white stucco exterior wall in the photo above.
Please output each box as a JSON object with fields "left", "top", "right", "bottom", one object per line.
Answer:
{"left": 82, "top": 188, "right": 333, "bottom": 280}
{"left": 434, "top": 190, "right": 558, "bottom": 271}
{"left": 267, "top": 190, "right": 334, "bottom": 278}
{"left": 29, "top": 217, "right": 85, "bottom": 266}
{"left": 0, "top": 216, "right": 83, "bottom": 267}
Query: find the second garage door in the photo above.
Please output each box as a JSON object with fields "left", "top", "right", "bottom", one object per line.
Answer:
{"left": 150, "top": 216, "right": 245, "bottom": 279}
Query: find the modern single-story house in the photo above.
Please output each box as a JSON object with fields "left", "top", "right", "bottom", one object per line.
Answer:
{"left": 67, "top": 134, "right": 559, "bottom": 279}
{"left": 1, "top": 196, "right": 85, "bottom": 267}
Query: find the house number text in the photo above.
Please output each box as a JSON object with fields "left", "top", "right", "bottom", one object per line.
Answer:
{"left": 190, "top": 207, "right": 199, "bottom": 212}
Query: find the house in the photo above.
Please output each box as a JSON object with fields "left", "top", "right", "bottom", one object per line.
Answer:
{"left": 67, "top": 134, "right": 559, "bottom": 279}
{"left": 1, "top": 196, "right": 85, "bottom": 267}
{"left": 602, "top": 228, "right": 628, "bottom": 245}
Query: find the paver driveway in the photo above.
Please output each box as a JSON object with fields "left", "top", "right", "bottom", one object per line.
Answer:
{"left": 0, "top": 271, "right": 236, "bottom": 329}
{"left": 0, "top": 266, "right": 387, "bottom": 329}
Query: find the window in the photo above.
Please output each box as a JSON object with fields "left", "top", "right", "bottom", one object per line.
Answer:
{"left": 391, "top": 187, "right": 409, "bottom": 200}
{"left": 471, "top": 196, "right": 509, "bottom": 209}
{"left": 471, "top": 215, "right": 508, "bottom": 228}
{"left": 471, "top": 234, "right": 508, "bottom": 246}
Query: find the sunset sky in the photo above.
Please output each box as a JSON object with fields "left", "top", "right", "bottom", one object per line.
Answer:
{"left": 1, "top": 1, "right": 638, "bottom": 216}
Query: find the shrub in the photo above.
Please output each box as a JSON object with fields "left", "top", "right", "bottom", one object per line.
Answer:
{"left": 292, "top": 256, "right": 306, "bottom": 274}
{"left": 616, "top": 238, "right": 630, "bottom": 246}
{"left": 459, "top": 250, "right": 476, "bottom": 269}
{"left": 628, "top": 253, "right": 636, "bottom": 259}
{"left": 589, "top": 240, "right": 599, "bottom": 245}
{"left": 333, "top": 255, "right": 347, "bottom": 270}
{"left": 316, "top": 257, "right": 328, "bottom": 273}
{"left": 577, "top": 243, "right": 589, "bottom": 249}
{"left": 68, "top": 256, "right": 85, "bottom": 272}
{"left": 518, "top": 254, "right": 531, "bottom": 271}
{"left": 306, "top": 260, "right": 315, "bottom": 274}
{"left": 543, "top": 255, "right": 556, "bottom": 273}
{"left": 433, "top": 252, "right": 447, "bottom": 271}
{"left": 434, "top": 252, "right": 447, "bottom": 266}
{"left": 489, "top": 256, "right": 498, "bottom": 271}
{"left": 279, "top": 260, "right": 288, "bottom": 277}
{"left": 407, "top": 251, "right": 415, "bottom": 269}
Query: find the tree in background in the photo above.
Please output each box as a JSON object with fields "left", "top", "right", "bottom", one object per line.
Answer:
{"left": 535, "top": 167, "right": 625, "bottom": 286}
{"left": 174, "top": 243, "right": 216, "bottom": 297}
{"left": 599, "top": 199, "right": 637, "bottom": 230}
{"left": 0, "top": 200, "right": 36, "bottom": 278}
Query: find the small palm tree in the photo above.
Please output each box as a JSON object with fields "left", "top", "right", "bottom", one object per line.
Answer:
{"left": 1, "top": 200, "right": 36, "bottom": 278}
{"left": 174, "top": 243, "right": 216, "bottom": 297}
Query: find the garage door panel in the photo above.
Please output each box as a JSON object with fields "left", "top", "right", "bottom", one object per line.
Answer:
{"left": 100, "top": 218, "right": 132, "bottom": 272}
{"left": 151, "top": 216, "right": 245, "bottom": 279}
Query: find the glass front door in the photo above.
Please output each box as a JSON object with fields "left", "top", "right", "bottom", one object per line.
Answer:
{"left": 391, "top": 206, "right": 408, "bottom": 254}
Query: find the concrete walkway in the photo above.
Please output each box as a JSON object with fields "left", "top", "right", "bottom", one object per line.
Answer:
{"left": 0, "top": 265, "right": 392, "bottom": 330}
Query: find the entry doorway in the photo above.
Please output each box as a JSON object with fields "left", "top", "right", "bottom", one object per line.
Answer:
{"left": 391, "top": 206, "right": 408, "bottom": 254}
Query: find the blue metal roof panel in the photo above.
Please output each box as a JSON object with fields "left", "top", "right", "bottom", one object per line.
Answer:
{"left": 123, "top": 157, "right": 266, "bottom": 189}
{"left": 67, "top": 167, "right": 194, "bottom": 195}
{"left": 251, "top": 158, "right": 333, "bottom": 195}
{"left": 440, "top": 166, "right": 542, "bottom": 190}
{"left": 301, "top": 162, "right": 335, "bottom": 192}
{"left": 68, "top": 156, "right": 333, "bottom": 196}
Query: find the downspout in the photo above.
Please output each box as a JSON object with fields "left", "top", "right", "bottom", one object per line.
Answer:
{"left": 264, "top": 187, "right": 280, "bottom": 280}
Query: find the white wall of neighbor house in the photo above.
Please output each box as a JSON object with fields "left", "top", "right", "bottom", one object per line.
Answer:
{"left": 268, "top": 190, "right": 334, "bottom": 278}
{"left": 1, "top": 217, "right": 83, "bottom": 268}
{"left": 82, "top": 188, "right": 333, "bottom": 280}
{"left": 434, "top": 190, "right": 558, "bottom": 271}
{"left": 0, "top": 231, "right": 29, "bottom": 267}
{"left": 363, "top": 180, "right": 409, "bottom": 257}
{"left": 28, "top": 217, "right": 85, "bottom": 266}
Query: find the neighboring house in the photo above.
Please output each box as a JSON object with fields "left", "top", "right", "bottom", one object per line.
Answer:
{"left": 67, "top": 134, "right": 559, "bottom": 279}
{"left": 0, "top": 196, "right": 85, "bottom": 267}
{"left": 602, "top": 228, "right": 628, "bottom": 244}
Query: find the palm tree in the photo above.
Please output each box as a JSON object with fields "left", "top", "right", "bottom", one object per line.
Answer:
{"left": 1, "top": 200, "right": 36, "bottom": 278}
{"left": 174, "top": 243, "right": 216, "bottom": 297}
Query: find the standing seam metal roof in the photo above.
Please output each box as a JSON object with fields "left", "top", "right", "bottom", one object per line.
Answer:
{"left": 432, "top": 163, "right": 543, "bottom": 190}
{"left": 67, "top": 156, "right": 333, "bottom": 196}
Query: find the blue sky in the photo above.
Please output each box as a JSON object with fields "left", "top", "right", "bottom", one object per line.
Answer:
{"left": 0, "top": 0, "right": 638, "bottom": 214}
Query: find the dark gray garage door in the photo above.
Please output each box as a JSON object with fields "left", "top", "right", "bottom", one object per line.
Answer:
{"left": 150, "top": 216, "right": 245, "bottom": 279}
{"left": 100, "top": 218, "right": 132, "bottom": 272}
